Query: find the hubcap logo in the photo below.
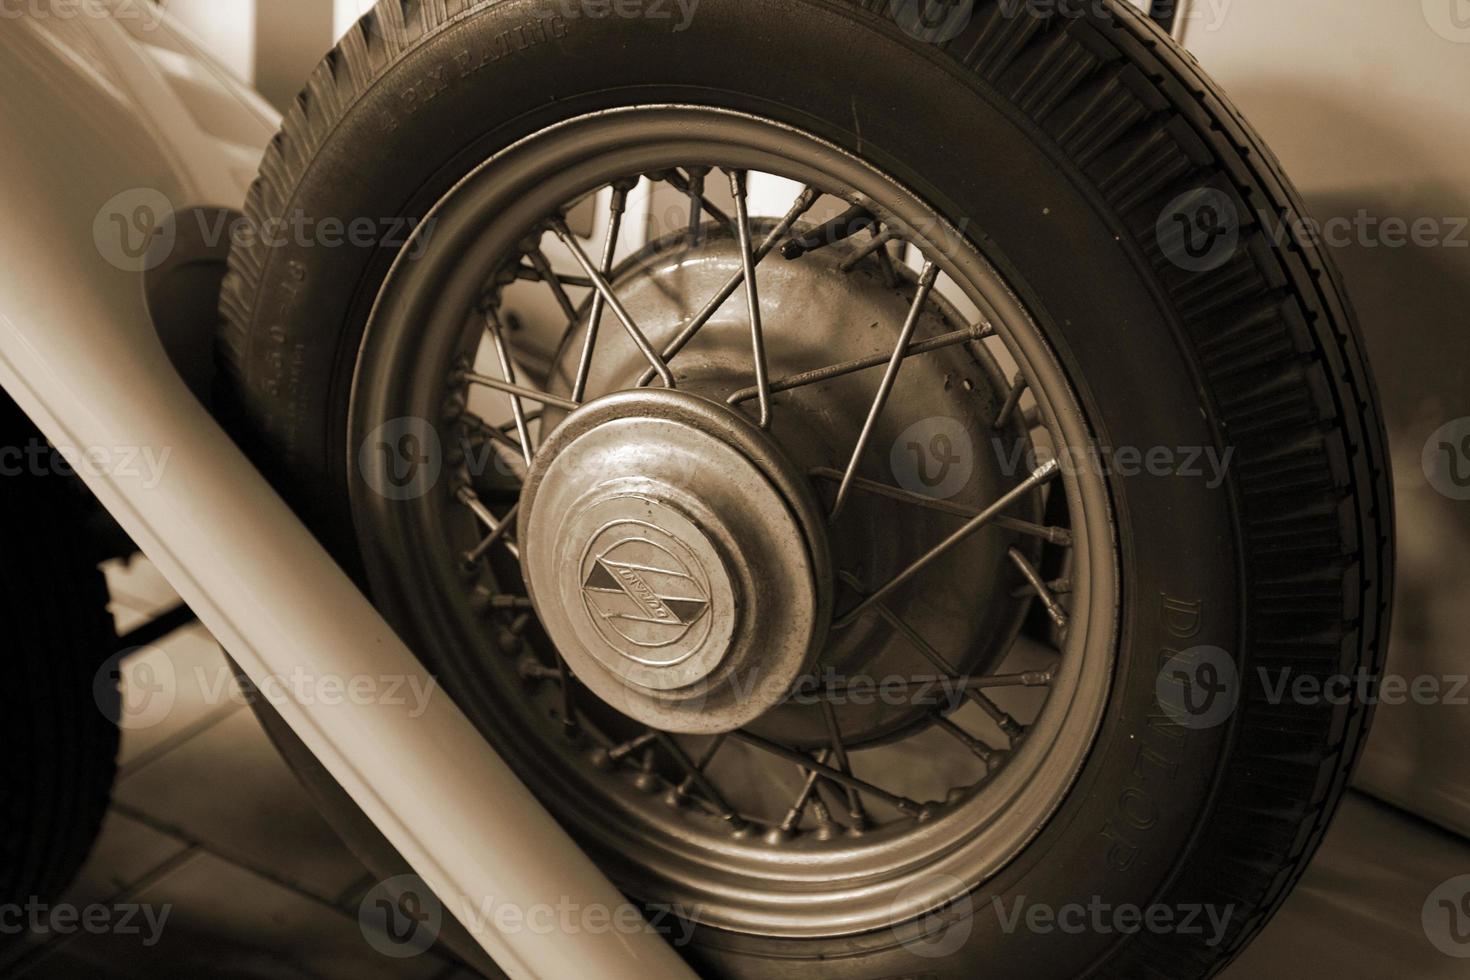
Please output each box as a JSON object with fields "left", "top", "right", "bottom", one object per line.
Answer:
{"left": 579, "top": 524, "right": 712, "bottom": 660}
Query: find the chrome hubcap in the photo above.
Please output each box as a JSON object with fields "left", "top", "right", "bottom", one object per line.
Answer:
{"left": 520, "top": 389, "right": 831, "bottom": 732}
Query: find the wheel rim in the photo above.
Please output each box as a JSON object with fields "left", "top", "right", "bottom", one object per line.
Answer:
{"left": 349, "top": 106, "right": 1119, "bottom": 938}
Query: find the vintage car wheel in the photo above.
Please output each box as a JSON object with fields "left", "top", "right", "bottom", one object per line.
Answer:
{"left": 217, "top": 2, "right": 1393, "bottom": 976}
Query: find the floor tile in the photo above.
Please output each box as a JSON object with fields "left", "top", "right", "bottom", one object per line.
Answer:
{"left": 114, "top": 623, "right": 243, "bottom": 771}
{"left": 111, "top": 707, "right": 371, "bottom": 902}
{"left": 60, "top": 809, "right": 190, "bottom": 908}
{"left": 15, "top": 851, "right": 451, "bottom": 980}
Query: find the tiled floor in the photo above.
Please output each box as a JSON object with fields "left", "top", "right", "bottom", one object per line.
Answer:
{"left": 2, "top": 556, "right": 1467, "bottom": 978}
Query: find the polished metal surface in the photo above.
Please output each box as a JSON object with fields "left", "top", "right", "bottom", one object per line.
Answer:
{"left": 520, "top": 389, "right": 829, "bottom": 731}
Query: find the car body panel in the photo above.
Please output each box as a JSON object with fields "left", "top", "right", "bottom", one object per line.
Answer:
{"left": 0, "top": 7, "right": 692, "bottom": 977}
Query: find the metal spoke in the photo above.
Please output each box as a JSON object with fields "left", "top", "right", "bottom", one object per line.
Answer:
{"left": 456, "top": 486, "right": 520, "bottom": 561}
{"left": 654, "top": 733, "right": 743, "bottom": 830}
{"left": 840, "top": 571, "right": 1027, "bottom": 742}
{"left": 670, "top": 734, "right": 726, "bottom": 806}
{"left": 482, "top": 309, "right": 535, "bottom": 466}
{"left": 933, "top": 713, "right": 1001, "bottom": 768}
{"left": 727, "top": 170, "right": 773, "bottom": 428}
{"left": 820, "top": 700, "right": 869, "bottom": 829}
{"left": 526, "top": 248, "right": 580, "bottom": 324}
{"left": 553, "top": 650, "right": 579, "bottom": 738}
{"left": 833, "top": 457, "right": 1061, "bottom": 628}
{"left": 572, "top": 183, "right": 631, "bottom": 403}
{"left": 808, "top": 467, "right": 1072, "bottom": 546}
{"left": 515, "top": 264, "right": 594, "bottom": 290}
{"left": 636, "top": 185, "right": 820, "bottom": 387}
{"left": 462, "top": 370, "right": 581, "bottom": 413}
{"left": 685, "top": 166, "right": 710, "bottom": 244}
{"left": 465, "top": 501, "right": 519, "bottom": 564}
{"left": 460, "top": 410, "right": 528, "bottom": 481}
{"left": 778, "top": 749, "right": 836, "bottom": 836}
{"left": 550, "top": 217, "right": 676, "bottom": 388}
{"left": 731, "top": 730, "right": 929, "bottom": 820}
{"left": 605, "top": 730, "right": 659, "bottom": 763}
{"left": 994, "top": 371, "right": 1028, "bottom": 430}
{"left": 838, "top": 226, "right": 900, "bottom": 273}
{"left": 728, "top": 324, "right": 988, "bottom": 406}
{"left": 829, "top": 261, "right": 940, "bottom": 521}
{"left": 1008, "top": 547, "right": 1068, "bottom": 631}
{"left": 800, "top": 668, "right": 1055, "bottom": 703}
{"left": 657, "top": 168, "right": 737, "bottom": 236}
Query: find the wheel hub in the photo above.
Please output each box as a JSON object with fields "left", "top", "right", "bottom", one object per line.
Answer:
{"left": 519, "top": 389, "right": 832, "bottom": 733}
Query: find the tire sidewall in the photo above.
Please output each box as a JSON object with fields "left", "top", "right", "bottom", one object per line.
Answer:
{"left": 232, "top": 2, "right": 1244, "bottom": 975}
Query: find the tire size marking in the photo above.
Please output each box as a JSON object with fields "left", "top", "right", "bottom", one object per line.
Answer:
{"left": 1099, "top": 594, "right": 1201, "bottom": 873}
{"left": 381, "top": 17, "right": 572, "bottom": 134}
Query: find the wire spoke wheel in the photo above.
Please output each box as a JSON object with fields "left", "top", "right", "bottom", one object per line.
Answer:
{"left": 349, "top": 107, "right": 1117, "bottom": 937}
{"left": 216, "top": 4, "right": 1392, "bottom": 975}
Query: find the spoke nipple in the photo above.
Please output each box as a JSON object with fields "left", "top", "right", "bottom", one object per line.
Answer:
{"left": 588, "top": 747, "right": 615, "bottom": 771}
{"left": 634, "top": 771, "right": 662, "bottom": 793}
{"left": 763, "top": 826, "right": 794, "bottom": 846}
{"left": 496, "top": 628, "right": 522, "bottom": 656}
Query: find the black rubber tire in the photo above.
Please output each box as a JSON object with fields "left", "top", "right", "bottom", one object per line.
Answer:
{"left": 216, "top": 2, "right": 1394, "bottom": 977}
{"left": 0, "top": 394, "right": 120, "bottom": 923}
